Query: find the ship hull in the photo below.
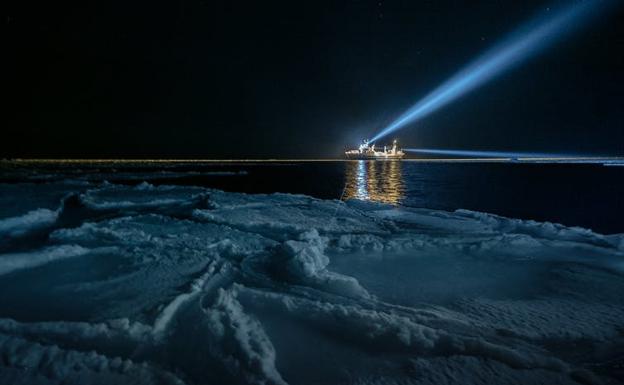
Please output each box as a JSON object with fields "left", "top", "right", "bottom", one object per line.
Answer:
{"left": 345, "top": 139, "right": 405, "bottom": 160}
{"left": 345, "top": 154, "right": 404, "bottom": 160}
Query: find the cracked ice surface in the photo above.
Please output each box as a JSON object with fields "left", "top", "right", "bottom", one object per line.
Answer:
{"left": 0, "top": 182, "right": 623, "bottom": 384}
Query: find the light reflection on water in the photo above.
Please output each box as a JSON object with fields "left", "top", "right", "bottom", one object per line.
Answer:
{"left": 343, "top": 160, "right": 405, "bottom": 205}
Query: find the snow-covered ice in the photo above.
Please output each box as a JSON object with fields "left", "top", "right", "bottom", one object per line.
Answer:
{"left": 0, "top": 181, "right": 623, "bottom": 384}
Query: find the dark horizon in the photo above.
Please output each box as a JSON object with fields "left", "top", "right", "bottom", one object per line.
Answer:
{"left": 5, "top": 0, "right": 624, "bottom": 159}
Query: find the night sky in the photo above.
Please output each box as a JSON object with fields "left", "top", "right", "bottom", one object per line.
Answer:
{"left": 5, "top": 0, "right": 624, "bottom": 159}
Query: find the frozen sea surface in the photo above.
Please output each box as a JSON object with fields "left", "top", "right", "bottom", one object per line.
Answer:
{"left": 0, "top": 180, "right": 623, "bottom": 384}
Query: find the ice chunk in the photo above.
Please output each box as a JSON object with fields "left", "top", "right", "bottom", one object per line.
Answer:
{"left": 271, "top": 229, "right": 370, "bottom": 299}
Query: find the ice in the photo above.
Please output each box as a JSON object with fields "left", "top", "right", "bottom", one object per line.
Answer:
{"left": 0, "top": 208, "right": 58, "bottom": 239}
{"left": 0, "top": 332, "right": 185, "bottom": 385}
{"left": 0, "top": 245, "right": 110, "bottom": 276}
{"left": 201, "top": 288, "right": 287, "bottom": 385}
{"left": 0, "top": 181, "right": 622, "bottom": 384}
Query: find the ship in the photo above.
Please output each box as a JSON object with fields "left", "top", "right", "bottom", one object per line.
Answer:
{"left": 345, "top": 139, "right": 405, "bottom": 160}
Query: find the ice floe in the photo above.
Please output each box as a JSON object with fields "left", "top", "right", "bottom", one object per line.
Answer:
{"left": 0, "top": 182, "right": 622, "bottom": 384}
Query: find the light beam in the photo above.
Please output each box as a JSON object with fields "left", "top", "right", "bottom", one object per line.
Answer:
{"left": 370, "top": 1, "right": 604, "bottom": 143}
{"left": 404, "top": 148, "right": 581, "bottom": 158}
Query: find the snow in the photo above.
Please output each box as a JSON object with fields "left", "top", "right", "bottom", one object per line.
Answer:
{"left": 0, "top": 181, "right": 622, "bottom": 384}
{"left": 0, "top": 208, "right": 59, "bottom": 239}
{"left": 0, "top": 245, "right": 110, "bottom": 276}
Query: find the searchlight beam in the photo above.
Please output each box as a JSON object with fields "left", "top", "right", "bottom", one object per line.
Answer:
{"left": 403, "top": 148, "right": 580, "bottom": 159}
{"left": 370, "top": 2, "right": 605, "bottom": 144}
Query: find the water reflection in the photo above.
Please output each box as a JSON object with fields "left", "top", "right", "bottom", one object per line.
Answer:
{"left": 343, "top": 160, "right": 405, "bottom": 204}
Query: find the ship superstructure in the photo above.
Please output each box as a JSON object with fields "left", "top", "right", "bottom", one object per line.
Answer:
{"left": 345, "top": 139, "right": 405, "bottom": 160}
